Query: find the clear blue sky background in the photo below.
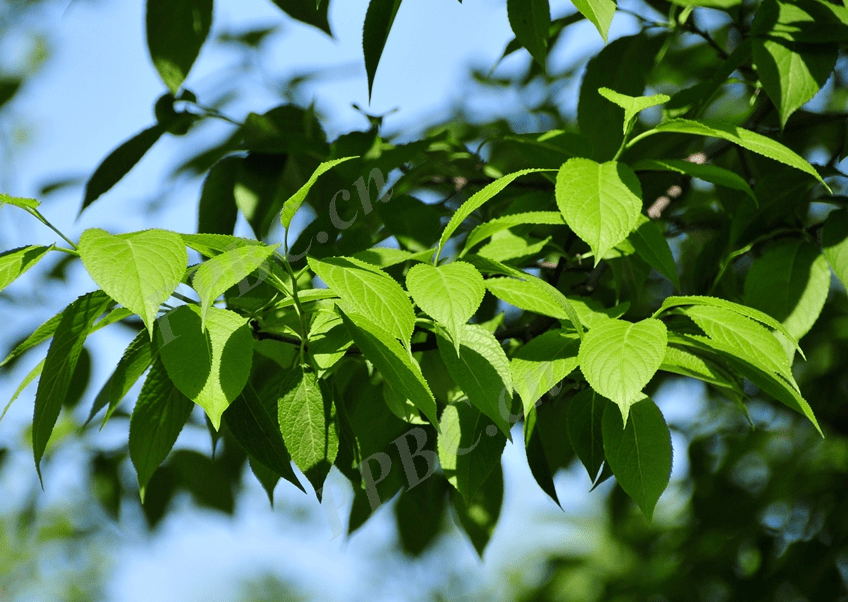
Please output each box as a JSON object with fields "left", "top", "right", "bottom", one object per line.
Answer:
{"left": 0, "top": 1, "right": 702, "bottom": 600}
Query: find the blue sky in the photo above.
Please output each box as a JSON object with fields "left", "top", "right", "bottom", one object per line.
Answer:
{"left": 0, "top": 0, "right": 703, "bottom": 600}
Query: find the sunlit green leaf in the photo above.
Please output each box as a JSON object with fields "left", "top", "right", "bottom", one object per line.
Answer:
{"left": 572, "top": 0, "right": 616, "bottom": 42}
{"left": 631, "top": 158, "right": 757, "bottom": 203}
{"left": 280, "top": 157, "right": 357, "bottom": 231}
{"left": 598, "top": 87, "right": 669, "bottom": 135}
{"left": 0, "top": 245, "right": 51, "bottom": 294}
{"left": 510, "top": 329, "right": 580, "bottom": 415}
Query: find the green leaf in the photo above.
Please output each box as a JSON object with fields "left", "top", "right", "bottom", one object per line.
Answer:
{"left": 280, "top": 156, "right": 357, "bottom": 232}
{"left": 752, "top": 0, "right": 848, "bottom": 45}
{"left": 598, "top": 88, "right": 670, "bottom": 136}
{"left": 223, "top": 382, "right": 305, "bottom": 493}
{"left": 462, "top": 211, "right": 565, "bottom": 256}
{"left": 507, "top": 0, "right": 550, "bottom": 67}
{"left": 1, "top": 358, "right": 44, "bottom": 424}
{"left": 198, "top": 157, "right": 239, "bottom": 235}
{"left": 627, "top": 215, "right": 680, "bottom": 290}
{"left": 88, "top": 330, "right": 154, "bottom": 427}
{"left": 146, "top": 0, "right": 213, "bottom": 93}
{"left": 670, "top": 0, "right": 741, "bottom": 7}
{"left": 636, "top": 119, "right": 830, "bottom": 191}
{"left": 156, "top": 305, "right": 255, "bottom": 429}
{"left": 572, "top": 0, "right": 616, "bottom": 42}
{"left": 267, "top": 0, "right": 331, "bottom": 35}
{"left": 339, "top": 310, "right": 438, "bottom": 426}
{"left": 192, "top": 243, "right": 279, "bottom": 327}
{"left": 0, "top": 245, "right": 51, "bottom": 294}
{"left": 631, "top": 159, "right": 757, "bottom": 203}
{"left": 438, "top": 400, "right": 506, "bottom": 503}
{"left": 278, "top": 365, "right": 338, "bottom": 493}
{"left": 79, "top": 228, "right": 188, "bottom": 338}
{"left": 510, "top": 329, "right": 580, "bottom": 415}
{"left": 129, "top": 355, "right": 194, "bottom": 501}
{"left": 33, "top": 291, "right": 114, "bottom": 476}
{"left": 395, "top": 473, "right": 448, "bottom": 556}
{"left": 567, "top": 388, "right": 607, "bottom": 482}
{"left": 451, "top": 461, "right": 503, "bottom": 558}
{"left": 485, "top": 275, "right": 584, "bottom": 336}
{"left": 81, "top": 125, "right": 167, "bottom": 212}
{"left": 0, "top": 192, "right": 39, "bottom": 209}
{"left": 578, "top": 318, "right": 667, "bottom": 424}
{"left": 438, "top": 169, "right": 555, "bottom": 257}
{"left": 437, "top": 324, "right": 514, "bottom": 438}
{"left": 309, "top": 256, "right": 415, "bottom": 345}
{"left": 308, "top": 308, "right": 353, "bottom": 371}
{"left": 822, "top": 208, "right": 848, "bottom": 290}
{"left": 744, "top": 240, "right": 829, "bottom": 361}
{"left": 660, "top": 344, "right": 743, "bottom": 394}
{"left": 363, "top": 0, "right": 403, "bottom": 98}
{"left": 565, "top": 296, "right": 629, "bottom": 329}
{"left": 654, "top": 295, "right": 803, "bottom": 357}
{"left": 406, "top": 261, "right": 485, "bottom": 353}
{"left": 556, "top": 158, "right": 643, "bottom": 263}
{"left": 602, "top": 397, "right": 672, "bottom": 521}
{"left": 180, "top": 233, "right": 263, "bottom": 258}
{"left": 752, "top": 38, "right": 837, "bottom": 129}
{"left": 477, "top": 230, "right": 550, "bottom": 263}
{"left": 683, "top": 305, "right": 797, "bottom": 389}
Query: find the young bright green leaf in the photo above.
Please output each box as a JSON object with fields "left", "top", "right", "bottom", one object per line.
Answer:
{"left": 752, "top": 38, "right": 837, "bottom": 129}
{"left": 308, "top": 308, "right": 353, "bottom": 371}
{"left": 192, "top": 243, "right": 279, "bottom": 327}
{"left": 631, "top": 159, "right": 757, "bottom": 203}
{"left": 744, "top": 240, "right": 830, "bottom": 361}
{"left": 565, "top": 296, "right": 629, "bottom": 329}
{"left": 146, "top": 0, "right": 213, "bottom": 93}
{"left": 438, "top": 168, "right": 555, "bottom": 258}
{"left": 636, "top": 119, "right": 830, "bottom": 191}
{"left": 451, "top": 461, "right": 503, "bottom": 558}
{"left": 278, "top": 365, "right": 338, "bottom": 493}
{"left": 87, "top": 329, "right": 154, "bottom": 428}
{"left": 437, "top": 324, "right": 515, "bottom": 438}
{"left": 602, "top": 397, "right": 672, "bottom": 521}
{"left": 81, "top": 125, "right": 167, "bottom": 212}
{"left": 510, "top": 330, "right": 580, "bottom": 415}
{"left": 578, "top": 318, "right": 667, "bottom": 424}
{"left": 1, "top": 358, "right": 44, "bottom": 424}
{"left": 821, "top": 208, "right": 848, "bottom": 291}
{"left": 0, "top": 192, "right": 39, "bottom": 209}
{"left": 406, "top": 261, "right": 485, "bottom": 352}
{"left": 477, "top": 230, "right": 550, "bottom": 263}
{"left": 507, "top": 0, "right": 551, "bottom": 67}
{"left": 627, "top": 215, "right": 680, "bottom": 290}
{"left": 556, "top": 158, "right": 643, "bottom": 263}
{"left": 485, "top": 273, "right": 585, "bottom": 337}
{"left": 363, "top": 0, "right": 403, "bottom": 99}
{"left": 280, "top": 156, "right": 357, "bottom": 231}
{"left": 33, "top": 291, "right": 114, "bottom": 477}
{"left": 0, "top": 245, "right": 51, "bottom": 294}
{"left": 572, "top": 0, "right": 616, "bottom": 42}
{"left": 79, "top": 228, "right": 187, "bottom": 338}
{"left": 128, "top": 355, "right": 194, "bottom": 502}
{"left": 654, "top": 295, "right": 803, "bottom": 357}
{"left": 223, "top": 382, "right": 305, "bottom": 493}
{"left": 567, "top": 388, "right": 607, "bottom": 483}
{"left": 309, "top": 256, "right": 415, "bottom": 345}
{"left": 268, "top": 0, "right": 331, "bottom": 35}
{"left": 438, "top": 400, "right": 507, "bottom": 503}
{"left": 598, "top": 87, "right": 670, "bottom": 136}
{"left": 683, "top": 305, "right": 797, "bottom": 389}
{"left": 752, "top": 0, "right": 848, "bottom": 43}
{"left": 156, "top": 305, "right": 255, "bottom": 429}
{"left": 180, "top": 233, "right": 263, "bottom": 258}
{"left": 339, "top": 310, "right": 438, "bottom": 426}
{"left": 660, "top": 345, "right": 742, "bottom": 393}
{"left": 462, "top": 211, "right": 565, "bottom": 256}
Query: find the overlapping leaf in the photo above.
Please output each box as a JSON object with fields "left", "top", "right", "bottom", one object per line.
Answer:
{"left": 631, "top": 159, "right": 757, "bottom": 202}
{"left": 510, "top": 329, "right": 580, "bottom": 415}
{"left": 598, "top": 88, "right": 670, "bottom": 135}
{"left": 568, "top": 388, "right": 607, "bottom": 483}
{"left": 0, "top": 245, "right": 51, "bottom": 294}
{"left": 280, "top": 157, "right": 357, "bottom": 231}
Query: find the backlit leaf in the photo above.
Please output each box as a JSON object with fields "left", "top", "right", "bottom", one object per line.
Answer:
{"left": 462, "top": 211, "right": 565, "bottom": 255}
{"left": 280, "top": 157, "right": 357, "bottom": 231}
{"left": 510, "top": 329, "right": 580, "bottom": 415}
{"left": 631, "top": 158, "right": 757, "bottom": 203}
{"left": 88, "top": 330, "right": 154, "bottom": 427}
{"left": 572, "top": 0, "right": 616, "bottom": 42}
{"left": 0, "top": 245, "right": 51, "bottom": 294}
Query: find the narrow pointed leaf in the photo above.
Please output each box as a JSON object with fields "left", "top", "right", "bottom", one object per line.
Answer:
{"left": 198, "top": 157, "right": 239, "bottom": 235}
{"left": 363, "top": 0, "right": 403, "bottom": 98}
{"left": 437, "top": 324, "right": 514, "bottom": 438}
{"left": 510, "top": 329, "right": 580, "bottom": 415}
{"left": 631, "top": 158, "right": 757, "bottom": 203}
{"left": 507, "top": 0, "right": 550, "bottom": 67}
{"left": 462, "top": 211, "right": 565, "bottom": 255}
{"left": 627, "top": 215, "right": 680, "bottom": 290}
{"left": 406, "top": 261, "right": 485, "bottom": 352}
{"left": 602, "top": 397, "right": 672, "bottom": 521}
{"left": 79, "top": 228, "right": 187, "bottom": 338}
{"left": 280, "top": 157, "right": 357, "bottom": 231}
{"left": 87, "top": 330, "right": 154, "bottom": 427}
{"left": 192, "top": 243, "right": 279, "bottom": 326}
{"left": 485, "top": 275, "right": 584, "bottom": 337}
{"left": 278, "top": 365, "right": 338, "bottom": 493}
{"left": 157, "top": 305, "right": 255, "bottom": 429}
{"left": 309, "top": 256, "right": 415, "bottom": 345}
{"left": 339, "top": 311, "right": 438, "bottom": 425}
{"left": 180, "top": 233, "right": 263, "bottom": 257}
{"left": 33, "top": 291, "right": 114, "bottom": 475}
{"left": 572, "top": 0, "right": 616, "bottom": 42}
{"left": 0, "top": 245, "right": 51, "bottom": 293}
{"left": 268, "top": 0, "right": 331, "bottom": 35}
{"left": 129, "top": 356, "right": 194, "bottom": 501}
{"left": 556, "top": 158, "right": 642, "bottom": 263}
{"left": 598, "top": 88, "right": 670, "bottom": 135}
{"left": 567, "top": 388, "right": 607, "bottom": 482}
{"left": 146, "top": 0, "right": 213, "bottom": 93}
{"left": 81, "top": 125, "right": 166, "bottom": 212}
{"left": 1, "top": 359, "right": 44, "bottom": 423}
{"left": 578, "top": 318, "right": 667, "bottom": 424}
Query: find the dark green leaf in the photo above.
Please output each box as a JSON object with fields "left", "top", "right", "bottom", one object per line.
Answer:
{"left": 87, "top": 330, "right": 154, "bottom": 427}
{"left": 146, "top": 0, "right": 213, "bottom": 93}
{"left": 198, "top": 157, "right": 239, "bottom": 235}
{"left": 268, "top": 0, "right": 331, "bottom": 35}
{"left": 627, "top": 215, "right": 681, "bottom": 290}
{"left": 451, "top": 461, "right": 503, "bottom": 558}
{"left": 507, "top": 0, "right": 550, "bottom": 67}
{"left": 568, "top": 388, "right": 607, "bottom": 483}
{"left": 363, "top": 0, "right": 404, "bottom": 99}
